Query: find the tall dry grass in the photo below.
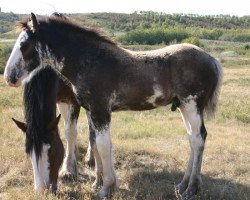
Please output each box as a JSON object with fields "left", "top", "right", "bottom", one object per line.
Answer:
{"left": 0, "top": 53, "right": 249, "bottom": 199}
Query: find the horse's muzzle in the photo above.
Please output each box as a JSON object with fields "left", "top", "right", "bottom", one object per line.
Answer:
{"left": 4, "top": 72, "right": 22, "bottom": 87}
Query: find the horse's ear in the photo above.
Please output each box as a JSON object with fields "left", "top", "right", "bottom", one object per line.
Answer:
{"left": 47, "top": 114, "right": 61, "bottom": 131}
{"left": 29, "top": 12, "right": 38, "bottom": 32}
{"left": 12, "top": 118, "right": 27, "bottom": 132}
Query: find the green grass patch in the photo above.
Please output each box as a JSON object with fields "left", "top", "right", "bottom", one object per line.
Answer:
{"left": 224, "top": 77, "right": 250, "bottom": 86}
{"left": 218, "top": 100, "right": 250, "bottom": 123}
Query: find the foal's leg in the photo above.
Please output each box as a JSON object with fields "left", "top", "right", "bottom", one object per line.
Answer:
{"left": 58, "top": 103, "right": 80, "bottom": 179}
{"left": 177, "top": 97, "right": 207, "bottom": 198}
{"left": 87, "top": 111, "right": 103, "bottom": 189}
{"left": 84, "top": 140, "right": 95, "bottom": 168}
{"left": 87, "top": 110, "right": 117, "bottom": 198}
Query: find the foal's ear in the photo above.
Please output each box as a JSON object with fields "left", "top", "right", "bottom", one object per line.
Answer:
{"left": 12, "top": 118, "right": 27, "bottom": 132}
{"left": 28, "top": 12, "right": 38, "bottom": 32}
{"left": 47, "top": 114, "right": 61, "bottom": 131}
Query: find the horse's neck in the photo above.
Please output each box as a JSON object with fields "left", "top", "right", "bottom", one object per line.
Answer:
{"left": 42, "top": 37, "right": 122, "bottom": 84}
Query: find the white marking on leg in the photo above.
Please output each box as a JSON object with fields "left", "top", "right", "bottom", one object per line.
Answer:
{"left": 58, "top": 103, "right": 78, "bottom": 176}
{"left": 146, "top": 85, "right": 164, "bottom": 106}
{"left": 179, "top": 104, "right": 195, "bottom": 190}
{"left": 86, "top": 112, "right": 103, "bottom": 188}
{"left": 57, "top": 103, "right": 69, "bottom": 120}
{"left": 95, "top": 125, "right": 116, "bottom": 198}
{"left": 92, "top": 142, "right": 103, "bottom": 189}
{"left": 180, "top": 96, "right": 204, "bottom": 191}
{"left": 30, "top": 144, "right": 50, "bottom": 191}
{"left": 181, "top": 96, "right": 200, "bottom": 135}
{"left": 85, "top": 141, "right": 94, "bottom": 165}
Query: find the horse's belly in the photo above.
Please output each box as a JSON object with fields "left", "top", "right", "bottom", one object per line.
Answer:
{"left": 111, "top": 95, "right": 171, "bottom": 111}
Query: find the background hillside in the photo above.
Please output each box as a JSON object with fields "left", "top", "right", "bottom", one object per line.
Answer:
{"left": 1, "top": 12, "right": 250, "bottom": 33}
{"left": 1, "top": 12, "right": 250, "bottom": 73}
{"left": 0, "top": 11, "right": 249, "bottom": 125}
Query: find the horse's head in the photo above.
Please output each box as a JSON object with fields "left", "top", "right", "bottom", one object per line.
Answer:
{"left": 12, "top": 115, "right": 64, "bottom": 193}
{"left": 4, "top": 13, "right": 40, "bottom": 87}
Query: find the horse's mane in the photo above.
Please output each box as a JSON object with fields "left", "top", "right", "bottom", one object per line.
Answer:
{"left": 17, "top": 16, "right": 117, "bottom": 46}
{"left": 24, "top": 66, "right": 58, "bottom": 158}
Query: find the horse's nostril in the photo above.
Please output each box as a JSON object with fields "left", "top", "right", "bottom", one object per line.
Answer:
{"left": 10, "top": 75, "right": 18, "bottom": 84}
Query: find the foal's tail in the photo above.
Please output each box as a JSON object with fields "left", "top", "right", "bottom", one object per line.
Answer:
{"left": 205, "top": 58, "right": 223, "bottom": 119}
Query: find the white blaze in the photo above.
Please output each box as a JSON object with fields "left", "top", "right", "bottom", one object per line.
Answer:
{"left": 30, "top": 144, "right": 50, "bottom": 191}
{"left": 4, "top": 31, "right": 29, "bottom": 86}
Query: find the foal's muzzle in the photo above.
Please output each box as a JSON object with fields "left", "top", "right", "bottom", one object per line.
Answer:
{"left": 4, "top": 70, "right": 23, "bottom": 87}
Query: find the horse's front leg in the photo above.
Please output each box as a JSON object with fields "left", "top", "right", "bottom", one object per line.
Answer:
{"left": 87, "top": 112, "right": 103, "bottom": 189}
{"left": 177, "top": 99, "right": 206, "bottom": 199}
{"left": 87, "top": 110, "right": 117, "bottom": 198}
{"left": 58, "top": 103, "right": 80, "bottom": 179}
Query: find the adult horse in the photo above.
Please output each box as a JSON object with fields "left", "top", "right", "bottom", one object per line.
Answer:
{"left": 4, "top": 13, "right": 223, "bottom": 199}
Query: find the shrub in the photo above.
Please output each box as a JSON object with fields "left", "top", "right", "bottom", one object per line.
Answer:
{"left": 118, "top": 28, "right": 189, "bottom": 45}
{"left": 0, "top": 44, "right": 12, "bottom": 74}
{"left": 182, "top": 37, "right": 201, "bottom": 46}
{"left": 244, "top": 44, "right": 250, "bottom": 50}
{"left": 199, "top": 29, "right": 223, "bottom": 40}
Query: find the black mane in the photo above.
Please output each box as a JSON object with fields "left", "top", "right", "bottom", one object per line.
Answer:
{"left": 17, "top": 16, "right": 116, "bottom": 46}
{"left": 24, "top": 66, "right": 59, "bottom": 157}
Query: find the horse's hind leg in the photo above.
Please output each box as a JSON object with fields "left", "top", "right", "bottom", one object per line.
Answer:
{"left": 58, "top": 103, "right": 80, "bottom": 179}
{"left": 84, "top": 140, "right": 95, "bottom": 168}
{"left": 177, "top": 96, "right": 207, "bottom": 198}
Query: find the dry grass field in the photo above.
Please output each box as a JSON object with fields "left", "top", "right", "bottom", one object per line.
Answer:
{"left": 0, "top": 45, "right": 249, "bottom": 199}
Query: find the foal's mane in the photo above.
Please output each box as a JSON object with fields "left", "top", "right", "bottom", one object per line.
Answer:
{"left": 24, "top": 66, "right": 58, "bottom": 159}
{"left": 17, "top": 16, "right": 117, "bottom": 45}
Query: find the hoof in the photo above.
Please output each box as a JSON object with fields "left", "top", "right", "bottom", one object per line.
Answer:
{"left": 59, "top": 168, "right": 77, "bottom": 181}
{"left": 97, "top": 187, "right": 109, "bottom": 199}
{"left": 95, "top": 181, "right": 117, "bottom": 199}
{"left": 175, "top": 181, "right": 188, "bottom": 195}
{"left": 181, "top": 186, "right": 199, "bottom": 200}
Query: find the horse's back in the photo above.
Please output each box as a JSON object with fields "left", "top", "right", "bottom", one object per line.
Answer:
{"left": 118, "top": 43, "right": 222, "bottom": 112}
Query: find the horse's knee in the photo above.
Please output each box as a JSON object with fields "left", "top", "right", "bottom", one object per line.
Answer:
{"left": 65, "top": 120, "right": 77, "bottom": 140}
{"left": 189, "top": 134, "right": 204, "bottom": 151}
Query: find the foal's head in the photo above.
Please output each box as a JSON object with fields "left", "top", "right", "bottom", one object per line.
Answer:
{"left": 4, "top": 12, "right": 65, "bottom": 87}
{"left": 4, "top": 13, "right": 41, "bottom": 87}
{"left": 12, "top": 115, "right": 64, "bottom": 193}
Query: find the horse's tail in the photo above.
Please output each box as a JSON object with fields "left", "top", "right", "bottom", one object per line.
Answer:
{"left": 205, "top": 58, "right": 223, "bottom": 119}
